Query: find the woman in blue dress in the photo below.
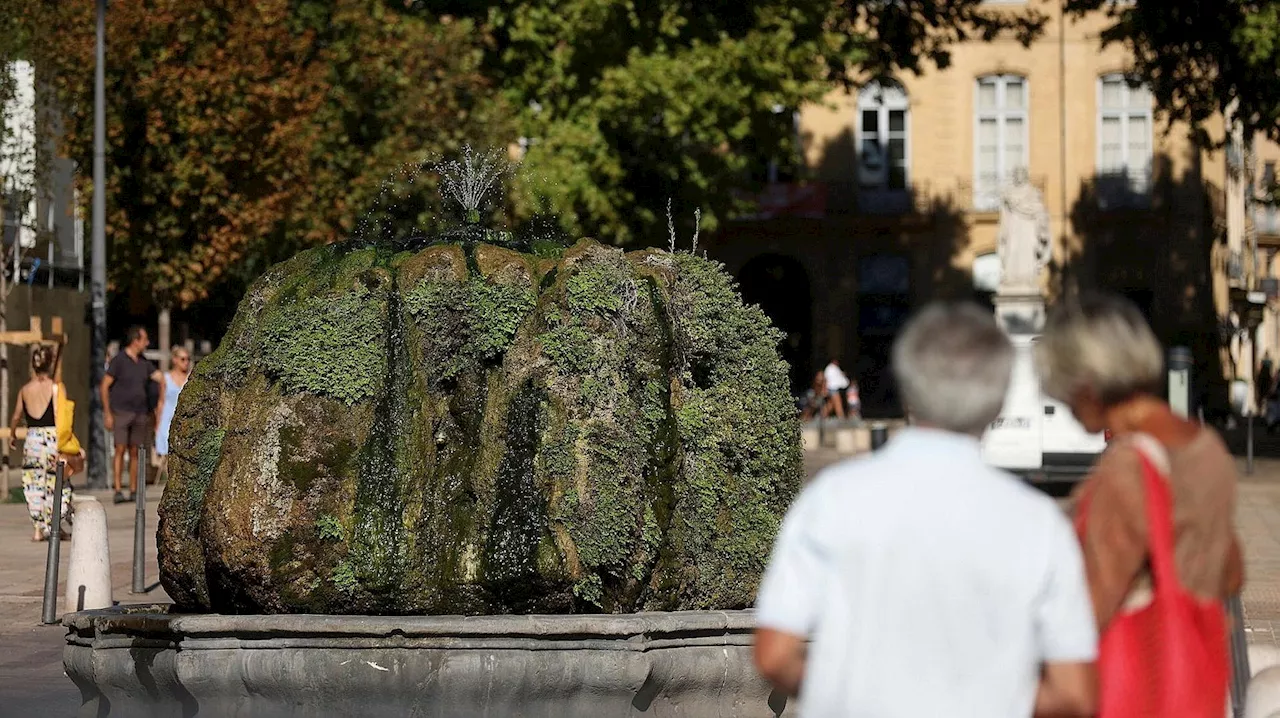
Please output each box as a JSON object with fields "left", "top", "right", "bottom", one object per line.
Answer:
{"left": 154, "top": 346, "right": 191, "bottom": 482}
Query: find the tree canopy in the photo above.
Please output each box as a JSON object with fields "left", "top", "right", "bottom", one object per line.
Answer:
{"left": 38, "top": 0, "right": 1274, "bottom": 319}
{"left": 33, "top": 0, "right": 500, "bottom": 310}
{"left": 420, "top": 0, "right": 1049, "bottom": 246}
{"left": 1065, "top": 0, "right": 1280, "bottom": 146}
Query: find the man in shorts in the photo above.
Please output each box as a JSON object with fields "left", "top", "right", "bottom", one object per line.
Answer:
{"left": 101, "top": 326, "right": 162, "bottom": 504}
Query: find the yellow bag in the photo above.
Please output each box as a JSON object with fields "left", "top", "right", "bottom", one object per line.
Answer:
{"left": 53, "top": 383, "right": 82, "bottom": 456}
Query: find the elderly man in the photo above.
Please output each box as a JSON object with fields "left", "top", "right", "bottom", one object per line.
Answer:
{"left": 754, "top": 302, "right": 1098, "bottom": 717}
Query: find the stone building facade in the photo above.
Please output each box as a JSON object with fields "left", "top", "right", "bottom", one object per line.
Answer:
{"left": 704, "top": 3, "right": 1280, "bottom": 417}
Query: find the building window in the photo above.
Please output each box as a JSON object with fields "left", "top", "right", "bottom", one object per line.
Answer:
{"left": 974, "top": 74, "right": 1028, "bottom": 210}
{"left": 857, "top": 80, "right": 910, "bottom": 213}
{"left": 1097, "top": 74, "right": 1152, "bottom": 208}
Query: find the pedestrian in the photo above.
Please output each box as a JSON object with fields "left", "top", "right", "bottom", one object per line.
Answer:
{"left": 822, "top": 358, "right": 848, "bottom": 420}
{"left": 1036, "top": 292, "right": 1241, "bottom": 717}
{"left": 800, "top": 370, "right": 828, "bottom": 421}
{"left": 845, "top": 378, "right": 861, "bottom": 421}
{"left": 154, "top": 345, "right": 191, "bottom": 483}
{"left": 7, "top": 347, "right": 74, "bottom": 542}
{"left": 101, "top": 326, "right": 163, "bottom": 504}
{"left": 755, "top": 302, "right": 1097, "bottom": 717}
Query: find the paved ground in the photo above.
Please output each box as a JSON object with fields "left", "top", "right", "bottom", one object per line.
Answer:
{"left": 0, "top": 479, "right": 168, "bottom": 718}
{"left": 5, "top": 449, "right": 1280, "bottom": 715}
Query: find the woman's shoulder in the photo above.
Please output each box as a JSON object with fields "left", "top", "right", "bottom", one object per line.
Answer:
{"left": 1088, "top": 437, "right": 1148, "bottom": 492}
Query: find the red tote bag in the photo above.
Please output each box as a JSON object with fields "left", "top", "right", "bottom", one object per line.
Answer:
{"left": 1082, "top": 446, "right": 1229, "bottom": 718}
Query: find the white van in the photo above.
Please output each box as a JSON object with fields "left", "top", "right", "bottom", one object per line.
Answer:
{"left": 981, "top": 335, "right": 1107, "bottom": 481}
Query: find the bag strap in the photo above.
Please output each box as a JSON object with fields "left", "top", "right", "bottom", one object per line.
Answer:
{"left": 1130, "top": 434, "right": 1181, "bottom": 593}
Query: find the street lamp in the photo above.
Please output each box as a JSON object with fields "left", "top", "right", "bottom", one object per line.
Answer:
{"left": 87, "top": 0, "right": 108, "bottom": 489}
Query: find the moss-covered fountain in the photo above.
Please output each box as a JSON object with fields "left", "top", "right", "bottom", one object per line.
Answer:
{"left": 64, "top": 149, "right": 802, "bottom": 717}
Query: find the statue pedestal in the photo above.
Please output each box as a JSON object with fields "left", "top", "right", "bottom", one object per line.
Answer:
{"left": 993, "top": 290, "right": 1045, "bottom": 335}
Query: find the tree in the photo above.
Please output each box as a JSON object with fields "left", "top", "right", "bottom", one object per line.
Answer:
{"left": 403, "top": 1, "right": 853, "bottom": 245}
{"left": 33, "top": 0, "right": 502, "bottom": 310}
{"left": 405, "top": 1, "right": 1048, "bottom": 247}
{"left": 1064, "top": 0, "right": 1280, "bottom": 145}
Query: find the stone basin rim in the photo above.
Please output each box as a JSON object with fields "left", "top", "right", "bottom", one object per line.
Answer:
{"left": 64, "top": 604, "right": 760, "bottom": 641}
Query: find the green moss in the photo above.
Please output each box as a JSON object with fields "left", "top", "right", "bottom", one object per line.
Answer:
{"left": 317, "top": 514, "right": 344, "bottom": 542}
{"left": 572, "top": 574, "right": 604, "bottom": 607}
{"left": 565, "top": 263, "right": 626, "bottom": 315}
{"left": 565, "top": 423, "right": 642, "bottom": 573}
{"left": 331, "top": 560, "right": 359, "bottom": 594}
{"left": 656, "top": 251, "right": 804, "bottom": 609}
{"left": 183, "top": 428, "right": 227, "bottom": 533}
{"left": 404, "top": 277, "right": 535, "bottom": 381}
{"left": 259, "top": 285, "right": 388, "bottom": 404}
{"left": 538, "top": 322, "right": 594, "bottom": 376}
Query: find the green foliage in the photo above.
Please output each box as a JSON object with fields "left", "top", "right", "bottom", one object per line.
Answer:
{"left": 566, "top": 264, "right": 627, "bottom": 315}
{"left": 1065, "top": 0, "right": 1280, "bottom": 144}
{"left": 409, "top": 1, "right": 856, "bottom": 246}
{"left": 572, "top": 574, "right": 604, "bottom": 608}
{"left": 260, "top": 286, "right": 388, "bottom": 405}
{"left": 834, "top": 0, "right": 1047, "bottom": 77}
{"left": 36, "top": 0, "right": 502, "bottom": 309}
{"left": 404, "top": 277, "right": 536, "bottom": 380}
{"left": 331, "top": 561, "right": 360, "bottom": 594}
{"left": 660, "top": 251, "right": 803, "bottom": 608}
{"left": 316, "top": 514, "right": 345, "bottom": 543}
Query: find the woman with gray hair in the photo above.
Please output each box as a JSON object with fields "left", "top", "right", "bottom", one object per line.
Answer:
{"left": 1036, "top": 292, "right": 1241, "bottom": 716}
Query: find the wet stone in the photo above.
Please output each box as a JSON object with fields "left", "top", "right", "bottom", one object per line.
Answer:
{"left": 157, "top": 240, "right": 803, "bottom": 615}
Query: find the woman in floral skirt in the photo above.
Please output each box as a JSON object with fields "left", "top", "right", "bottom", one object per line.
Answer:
{"left": 7, "top": 347, "right": 73, "bottom": 541}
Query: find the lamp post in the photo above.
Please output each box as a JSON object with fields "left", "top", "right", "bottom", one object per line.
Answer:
{"left": 87, "top": 0, "right": 108, "bottom": 489}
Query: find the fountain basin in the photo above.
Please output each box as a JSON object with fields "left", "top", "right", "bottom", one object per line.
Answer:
{"left": 64, "top": 605, "right": 791, "bottom": 717}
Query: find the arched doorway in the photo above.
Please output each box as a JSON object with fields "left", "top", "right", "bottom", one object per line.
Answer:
{"left": 738, "top": 254, "right": 813, "bottom": 395}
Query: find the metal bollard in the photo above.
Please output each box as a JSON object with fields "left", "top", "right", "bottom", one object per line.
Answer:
{"left": 1228, "top": 594, "right": 1250, "bottom": 718}
{"left": 870, "top": 423, "right": 888, "bottom": 452}
{"left": 41, "top": 461, "right": 68, "bottom": 625}
{"left": 131, "top": 444, "right": 148, "bottom": 594}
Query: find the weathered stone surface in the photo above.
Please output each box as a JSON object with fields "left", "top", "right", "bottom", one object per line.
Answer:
{"left": 64, "top": 605, "right": 792, "bottom": 717}
{"left": 158, "top": 239, "right": 802, "bottom": 615}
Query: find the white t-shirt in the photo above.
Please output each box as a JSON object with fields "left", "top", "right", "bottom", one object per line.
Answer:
{"left": 756, "top": 428, "right": 1097, "bottom": 718}
{"left": 823, "top": 363, "right": 850, "bottom": 392}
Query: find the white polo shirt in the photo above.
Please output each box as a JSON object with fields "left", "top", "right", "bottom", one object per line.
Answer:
{"left": 823, "top": 363, "right": 850, "bottom": 392}
{"left": 756, "top": 428, "right": 1097, "bottom": 718}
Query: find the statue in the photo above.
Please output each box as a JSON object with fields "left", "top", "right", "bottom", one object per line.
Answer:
{"left": 997, "top": 168, "right": 1051, "bottom": 293}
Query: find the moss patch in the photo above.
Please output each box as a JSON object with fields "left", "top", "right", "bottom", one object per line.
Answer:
{"left": 404, "top": 277, "right": 535, "bottom": 381}
{"left": 259, "top": 284, "right": 389, "bottom": 405}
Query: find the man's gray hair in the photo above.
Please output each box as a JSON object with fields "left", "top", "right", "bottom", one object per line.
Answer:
{"left": 1034, "top": 292, "right": 1163, "bottom": 406}
{"left": 892, "top": 302, "right": 1014, "bottom": 435}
